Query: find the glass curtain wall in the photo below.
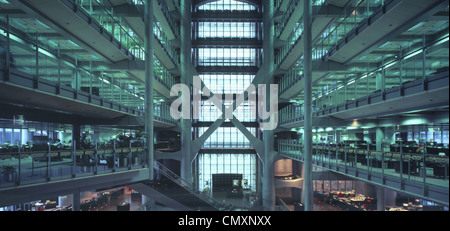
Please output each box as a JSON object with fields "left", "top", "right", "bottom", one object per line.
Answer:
{"left": 193, "top": 0, "right": 261, "bottom": 192}
{"left": 198, "top": 154, "right": 256, "bottom": 193}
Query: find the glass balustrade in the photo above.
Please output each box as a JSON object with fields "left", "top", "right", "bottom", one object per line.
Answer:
{"left": 0, "top": 140, "right": 147, "bottom": 189}
{"left": 275, "top": 0, "right": 323, "bottom": 38}
{"left": 75, "top": 0, "right": 146, "bottom": 60}
{"left": 154, "top": 102, "right": 176, "bottom": 124}
{"left": 1, "top": 23, "right": 180, "bottom": 115}
{"left": 313, "top": 0, "right": 385, "bottom": 61}
{"left": 134, "top": 0, "right": 181, "bottom": 38}
{"left": 278, "top": 64, "right": 303, "bottom": 94}
{"left": 275, "top": 0, "right": 299, "bottom": 38}
{"left": 274, "top": 0, "right": 282, "bottom": 10}
{"left": 278, "top": 33, "right": 449, "bottom": 117}
{"left": 153, "top": 56, "right": 177, "bottom": 90}
{"left": 276, "top": 0, "right": 388, "bottom": 75}
{"left": 154, "top": 22, "right": 180, "bottom": 65}
{"left": 74, "top": 0, "right": 180, "bottom": 65}
{"left": 313, "top": 35, "right": 449, "bottom": 111}
{"left": 156, "top": 0, "right": 181, "bottom": 38}
{"left": 278, "top": 140, "right": 449, "bottom": 189}
{"left": 279, "top": 103, "right": 303, "bottom": 125}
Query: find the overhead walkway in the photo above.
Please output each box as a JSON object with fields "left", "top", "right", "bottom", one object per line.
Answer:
{"left": 1, "top": 69, "right": 141, "bottom": 119}
{"left": 9, "top": 0, "right": 180, "bottom": 88}
{"left": 275, "top": 0, "right": 346, "bottom": 69}
{"left": 10, "top": 0, "right": 138, "bottom": 63}
{"left": 324, "top": 0, "right": 448, "bottom": 64}
{"left": 277, "top": 0, "right": 447, "bottom": 100}
{"left": 279, "top": 71, "right": 449, "bottom": 127}
{"left": 0, "top": 7, "right": 177, "bottom": 124}
{"left": 1, "top": 68, "right": 177, "bottom": 127}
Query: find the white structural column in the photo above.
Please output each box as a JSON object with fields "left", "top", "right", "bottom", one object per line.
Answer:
{"left": 303, "top": 0, "right": 314, "bottom": 211}
{"left": 180, "top": 0, "right": 193, "bottom": 184}
{"left": 72, "top": 190, "right": 80, "bottom": 211}
{"left": 145, "top": 0, "right": 155, "bottom": 180}
{"left": 262, "top": 0, "right": 275, "bottom": 211}
{"left": 376, "top": 127, "right": 384, "bottom": 151}
{"left": 377, "top": 187, "right": 386, "bottom": 211}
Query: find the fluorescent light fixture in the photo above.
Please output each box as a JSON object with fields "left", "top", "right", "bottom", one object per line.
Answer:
{"left": 102, "top": 78, "right": 110, "bottom": 84}
{"left": 10, "top": 33, "right": 27, "bottom": 44}
{"left": 407, "top": 22, "right": 426, "bottom": 32}
{"left": 384, "top": 61, "right": 397, "bottom": 69}
{"left": 379, "top": 41, "right": 391, "bottom": 49}
{"left": 11, "top": 19, "right": 28, "bottom": 30}
{"left": 67, "top": 40, "right": 79, "bottom": 47}
{"left": 34, "top": 19, "right": 51, "bottom": 30}
{"left": 434, "top": 35, "right": 449, "bottom": 46}
{"left": 39, "top": 48, "right": 56, "bottom": 59}
{"left": 404, "top": 49, "right": 423, "bottom": 60}
{"left": 48, "top": 40, "right": 58, "bottom": 47}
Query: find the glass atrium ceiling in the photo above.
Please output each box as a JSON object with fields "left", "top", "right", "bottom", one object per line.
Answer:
{"left": 192, "top": 0, "right": 261, "bottom": 140}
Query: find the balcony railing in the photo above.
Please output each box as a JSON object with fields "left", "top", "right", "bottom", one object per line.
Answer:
{"left": 278, "top": 32, "right": 449, "bottom": 102}
{"left": 0, "top": 140, "right": 147, "bottom": 189}
{"left": 0, "top": 22, "right": 179, "bottom": 112}
{"left": 276, "top": 0, "right": 389, "bottom": 68}
{"left": 278, "top": 140, "right": 449, "bottom": 191}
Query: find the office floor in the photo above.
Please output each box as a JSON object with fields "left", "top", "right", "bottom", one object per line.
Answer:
{"left": 83, "top": 192, "right": 176, "bottom": 211}
{"left": 42, "top": 190, "right": 347, "bottom": 211}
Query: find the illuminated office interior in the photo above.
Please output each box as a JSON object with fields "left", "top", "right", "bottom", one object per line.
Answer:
{"left": 0, "top": 0, "right": 448, "bottom": 211}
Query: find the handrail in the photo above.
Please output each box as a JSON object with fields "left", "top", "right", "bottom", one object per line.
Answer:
{"left": 278, "top": 140, "right": 449, "bottom": 187}
{"left": 277, "top": 197, "right": 292, "bottom": 211}
{"left": 278, "top": 141, "right": 449, "bottom": 162}
{"left": 0, "top": 140, "right": 148, "bottom": 189}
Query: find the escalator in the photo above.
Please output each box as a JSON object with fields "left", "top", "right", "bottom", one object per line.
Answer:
{"left": 129, "top": 160, "right": 224, "bottom": 211}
